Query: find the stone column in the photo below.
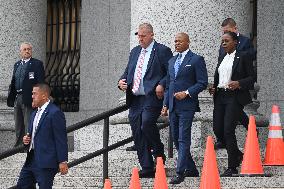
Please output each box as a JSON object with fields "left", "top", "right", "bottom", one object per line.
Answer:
{"left": 0, "top": 0, "right": 46, "bottom": 151}
{"left": 79, "top": 0, "right": 130, "bottom": 118}
{"left": 75, "top": 0, "right": 130, "bottom": 151}
{"left": 258, "top": 0, "right": 284, "bottom": 121}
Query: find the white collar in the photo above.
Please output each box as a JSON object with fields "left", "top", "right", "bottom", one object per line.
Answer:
{"left": 227, "top": 50, "right": 236, "bottom": 57}
{"left": 38, "top": 100, "right": 50, "bottom": 112}
{"left": 143, "top": 40, "right": 155, "bottom": 52}
{"left": 179, "top": 49, "right": 189, "bottom": 57}
{"left": 21, "top": 57, "right": 31, "bottom": 63}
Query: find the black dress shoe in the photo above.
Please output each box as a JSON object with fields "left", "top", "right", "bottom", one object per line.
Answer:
{"left": 169, "top": 174, "right": 185, "bottom": 184}
{"left": 184, "top": 169, "right": 199, "bottom": 177}
{"left": 138, "top": 169, "right": 155, "bottom": 178}
{"left": 220, "top": 168, "right": 238, "bottom": 177}
{"left": 126, "top": 145, "right": 137, "bottom": 151}
{"left": 214, "top": 141, "right": 226, "bottom": 150}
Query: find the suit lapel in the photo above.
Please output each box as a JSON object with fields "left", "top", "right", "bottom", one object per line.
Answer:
{"left": 145, "top": 42, "right": 157, "bottom": 74}
{"left": 176, "top": 50, "right": 193, "bottom": 77}
{"left": 129, "top": 47, "right": 142, "bottom": 82}
{"left": 23, "top": 58, "right": 33, "bottom": 79}
{"left": 28, "top": 111, "right": 37, "bottom": 134}
{"left": 231, "top": 51, "right": 240, "bottom": 73}
{"left": 35, "top": 104, "right": 50, "bottom": 136}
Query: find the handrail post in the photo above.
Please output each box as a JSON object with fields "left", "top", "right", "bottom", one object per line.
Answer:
{"left": 103, "top": 117, "right": 109, "bottom": 184}
{"left": 168, "top": 122, "right": 173, "bottom": 158}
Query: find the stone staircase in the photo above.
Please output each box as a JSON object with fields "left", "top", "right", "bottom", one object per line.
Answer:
{"left": 0, "top": 120, "right": 284, "bottom": 189}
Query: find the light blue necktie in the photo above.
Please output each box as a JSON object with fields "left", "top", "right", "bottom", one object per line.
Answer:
{"left": 174, "top": 53, "right": 182, "bottom": 77}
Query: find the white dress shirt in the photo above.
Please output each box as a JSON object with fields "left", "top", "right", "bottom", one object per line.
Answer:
{"left": 133, "top": 40, "right": 155, "bottom": 95}
{"left": 217, "top": 50, "right": 236, "bottom": 89}
{"left": 29, "top": 100, "right": 50, "bottom": 151}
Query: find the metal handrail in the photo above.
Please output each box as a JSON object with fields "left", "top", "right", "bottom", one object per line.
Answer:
{"left": 3, "top": 104, "right": 171, "bottom": 188}
{"left": 0, "top": 104, "right": 128, "bottom": 160}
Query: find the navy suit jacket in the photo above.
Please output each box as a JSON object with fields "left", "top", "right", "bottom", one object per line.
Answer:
{"left": 164, "top": 50, "right": 208, "bottom": 112}
{"left": 27, "top": 103, "right": 68, "bottom": 168}
{"left": 7, "top": 58, "right": 45, "bottom": 107}
{"left": 213, "top": 51, "right": 254, "bottom": 106}
{"left": 219, "top": 34, "right": 256, "bottom": 60}
{"left": 120, "top": 41, "right": 172, "bottom": 107}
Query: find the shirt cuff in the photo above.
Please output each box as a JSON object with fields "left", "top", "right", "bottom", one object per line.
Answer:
{"left": 184, "top": 90, "right": 191, "bottom": 97}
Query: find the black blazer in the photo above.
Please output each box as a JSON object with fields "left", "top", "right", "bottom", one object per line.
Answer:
{"left": 213, "top": 51, "right": 254, "bottom": 106}
{"left": 7, "top": 58, "right": 45, "bottom": 107}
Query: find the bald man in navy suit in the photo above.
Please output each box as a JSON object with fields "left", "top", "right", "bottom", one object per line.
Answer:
{"left": 162, "top": 33, "right": 208, "bottom": 184}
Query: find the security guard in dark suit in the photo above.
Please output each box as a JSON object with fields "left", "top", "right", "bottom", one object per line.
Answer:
{"left": 7, "top": 42, "right": 45, "bottom": 147}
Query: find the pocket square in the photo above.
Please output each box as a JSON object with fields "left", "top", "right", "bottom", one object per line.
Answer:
{"left": 185, "top": 65, "right": 191, "bottom": 67}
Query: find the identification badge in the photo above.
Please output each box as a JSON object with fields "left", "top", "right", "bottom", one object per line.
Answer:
{"left": 29, "top": 72, "right": 35, "bottom": 79}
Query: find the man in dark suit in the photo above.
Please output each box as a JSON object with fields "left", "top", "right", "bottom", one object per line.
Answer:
{"left": 118, "top": 23, "right": 172, "bottom": 178}
{"left": 219, "top": 18, "right": 256, "bottom": 60}
{"left": 214, "top": 18, "right": 256, "bottom": 150}
{"left": 7, "top": 42, "right": 45, "bottom": 147}
{"left": 17, "top": 83, "right": 68, "bottom": 188}
{"left": 161, "top": 33, "right": 208, "bottom": 184}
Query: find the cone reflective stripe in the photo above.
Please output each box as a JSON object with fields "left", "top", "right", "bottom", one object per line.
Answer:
{"left": 240, "top": 116, "right": 265, "bottom": 175}
{"left": 268, "top": 130, "right": 283, "bottom": 138}
{"left": 263, "top": 105, "right": 284, "bottom": 166}
{"left": 199, "top": 136, "right": 221, "bottom": 189}
{"left": 270, "top": 114, "right": 281, "bottom": 126}
{"left": 129, "top": 167, "right": 141, "bottom": 189}
{"left": 154, "top": 157, "right": 168, "bottom": 189}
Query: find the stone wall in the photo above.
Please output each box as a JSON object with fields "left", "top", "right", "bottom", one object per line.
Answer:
{"left": 257, "top": 0, "right": 284, "bottom": 121}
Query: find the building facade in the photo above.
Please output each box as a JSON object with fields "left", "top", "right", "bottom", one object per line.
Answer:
{"left": 0, "top": 0, "right": 283, "bottom": 151}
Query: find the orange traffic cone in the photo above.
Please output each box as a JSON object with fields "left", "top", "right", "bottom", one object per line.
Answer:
{"left": 240, "top": 115, "right": 266, "bottom": 176}
{"left": 263, "top": 105, "right": 284, "bottom": 166}
{"left": 199, "top": 136, "right": 221, "bottom": 189}
{"left": 129, "top": 167, "right": 141, "bottom": 189}
{"left": 154, "top": 157, "right": 168, "bottom": 189}
{"left": 104, "top": 178, "right": 112, "bottom": 189}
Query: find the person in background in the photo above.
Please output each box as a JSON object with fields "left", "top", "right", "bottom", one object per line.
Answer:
{"left": 7, "top": 42, "right": 45, "bottom": 147}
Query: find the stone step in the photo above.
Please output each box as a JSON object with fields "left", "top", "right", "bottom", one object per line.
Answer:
{"left": 1, "top": 175, "right": 284, "bottom": 188}
{"left": 73, "top": 122, "right": 270, "bottom": 151}
{"left": 1, "top": 165, "right": 283, "bottom": 178}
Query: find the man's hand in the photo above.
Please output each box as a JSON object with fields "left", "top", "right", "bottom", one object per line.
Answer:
{"left": 228, "top": 81, "right": 240, "bottom": 90}
{"left": 118, "top": 79, "right": 127, "bottom": 92}
{"left": 174, "top": 91, "right": 188, "bottom": 100}
{"left": 161, "top": 106, "right": 168, "bottom": 116}
{"left": 59, "top": 162, "right": 68, "bottom": 175}
{"left": 23, "top": 134, "right": 31, "bottom": 145}
{"left": 155, "top": 84, "right": 164, "bottom": 99}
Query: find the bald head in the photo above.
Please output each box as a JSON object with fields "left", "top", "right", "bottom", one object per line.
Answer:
{"left": 174, "top": 33, "right": 190, "bottom": 53}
